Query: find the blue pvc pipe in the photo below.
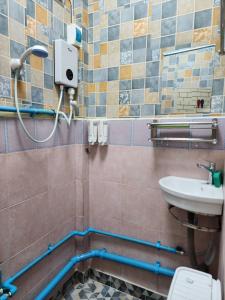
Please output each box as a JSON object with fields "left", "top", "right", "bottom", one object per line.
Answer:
{"left": 0, "top": 228, "right": 179, "bottom": 299}
{"left": 88, "top": 228, "right": 180, "bottom": 254}
{"left": 0, "top": 105, "right": 55, "bottom": 116}
{"left": 35, "top": 249, "right": 175, "bottom": 300}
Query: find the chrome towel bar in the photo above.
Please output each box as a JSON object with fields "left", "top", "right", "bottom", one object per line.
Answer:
{"left": 147, "top": 118, "right": 218, "bottom": 145}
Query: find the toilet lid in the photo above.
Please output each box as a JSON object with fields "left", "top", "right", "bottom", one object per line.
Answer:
{"left": 167, "top": 267, "right": 219, "bottom": 300}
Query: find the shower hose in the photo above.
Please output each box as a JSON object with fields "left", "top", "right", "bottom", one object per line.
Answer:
{"left": 14, "top": 69, "right": 64, "bottom": 143}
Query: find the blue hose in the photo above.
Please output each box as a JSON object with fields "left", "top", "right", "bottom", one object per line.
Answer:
{"left": 35, "top": 249, "right": 175, "bottom": 300}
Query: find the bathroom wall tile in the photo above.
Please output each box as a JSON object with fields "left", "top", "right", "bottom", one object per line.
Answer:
{"left": 162, "top": 0, "right": 177, "bottom": 19}
{"left": 108, "top": 120, "right": 132, "bottom": 145}
{"left": 96, "top": 105, "right": 106, "bottom": 117}
{"left": 27, "top": 0, "right": 35, "bottom": 18}
{"left": 108, "top": 25, "right": 120, "bottom": 41}
{"left": 9, "top": 192, "right": 49, "bottom": 257}
{"left": 89, "top": 179, "right": 123, "bottom": 223}
{"left": 134, "top": 2, "right": 147, "bottom": 20}
{"left": 121, "top": 6, "right": 133, "bottom": 23}
{"left": 131, "top": 89, "right": 144, "bottom": 104}
{"left": 177, "top": 13, "right": 194, "bottom": 32}
{"left": 194, "top": 9, "right": 212, "bottom": 29}
{"left": 6, "top": 119, "right": 36, "bottom": 152}
{"left": 0, "top": 14, "right": 8, "bottom": 36}
{"left": 57, "top": 120, "right": 76, "bottom": 146}
{"left": 0, "top": 208, "right": 10, "bottom": 262}
{"left": 108, "top": 10, "right": 120, "bottom": 26}
{"left": 48, "top": 145, "right": 75, "bottom": 188}
{"left": 9, "top": 0, "right": 25, "bottom": 25}
{"left": 48, "top": 182, "right": 75, "bottom": 229}
{"left": 160, "top": 34, "right": 175, "bottom": 48}
{"left": 7, "top": 149, "right": 48, "bottom": 206}
{"left": 161, "top": 17, "right": 176, "bottom": 36}
{"left": 35, "top": 119, "right": 59, "bottom": 148}
{"left": 44, "top": 73, "right": 53, "bottom": 89}
{"left": 212, "top": 78, "right": 224, "bottom": 95}
{"left": 0, "top": 75, "right": 10, "bottom": 98}
{"left": 0, "top": 0, "right": 8, "bottom": 16}
{"left": 132, "top": 119, "right": 152, "bottom": 147}
{"left": 108, "top": 67, "right": 119, "bottom": 81}
{"left": 152, "top": 4, "right": 162, "bottom": 21}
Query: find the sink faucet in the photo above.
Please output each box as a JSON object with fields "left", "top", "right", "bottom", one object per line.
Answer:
{"left": 197, "top": 161, "right": 216, "bottom": 185}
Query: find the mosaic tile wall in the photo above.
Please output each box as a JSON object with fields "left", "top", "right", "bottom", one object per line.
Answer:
{"left": 0, "top": 0, "right": 88, "bottom": 116}
{"left": 1, "top": 0, "right": 225, "bottom": 118}
{"left": 161, "top": 45, "right": 214, "bottom": 114}
{"left": 86, "top": 0, "right": 225, "bottom": 118}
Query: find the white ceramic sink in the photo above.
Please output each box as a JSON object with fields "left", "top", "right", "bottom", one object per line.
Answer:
{"left": 159, "top": 176, "right": 224, "bottom": 216}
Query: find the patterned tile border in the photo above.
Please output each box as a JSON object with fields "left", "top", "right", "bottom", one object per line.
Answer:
{"left": 0, "top": 117, "right": 224, "bottom": 152}
{"left": 58, "top": 269, "right": 166, "bottom": 300}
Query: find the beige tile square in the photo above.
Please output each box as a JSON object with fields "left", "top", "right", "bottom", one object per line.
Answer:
{"left": 53, "top": 1, "right": 64, "bottom": 20}
{"left": 107, "top": 105, "right": 119, "bottom": 118}
{"left": 31, "top": 69, "right": 44, "bottom": 88}
{"left": 101, "top": 55, "right": 108, "bottom": 68}
{"left": 176, "top": 31, "right": 192, "bottom": 47}
{"left": 104, "top": 0, "right": 117, "bottom": 12}
{"left": 177, "top": 0, "right": 194, "bottom": 15}
{"left": 145, "top": 91, "right": 160, "bottom": 104}
{"left": 0, "top": 35, "right": 9, "bottom": 57}
{"left": 195, "top": 0, "right": 213, "bottom": 11}
{"left": 10, "top": 19, "right": 26, "bottom": 45}
{"left": 132, "top": 63, "right": 146, "bottom": 78}
{"left": 108, "top": 40, "right": 120, "bottom": 54}
{"left": 107, "top": 92, "right": 119, "bottom": 105}
{"left": 148, "top": 20, "right": 161, "bottom": 38}
{"left": 100, "top": 14, "right": 108, "bottom": 27}
{"left": 36, "top": 23, "right": 49, "bottom": 44}
{"left": 120, "top": 21, "right": 133, "bottom": 39}
{"left": 108, "top": 52, "right": 120, "bottom": 67}
{"left": 108, "top": 81, "right": 119, "bottom": 91}
{"left": 0, "top": 56, "right": 10, "bottom": 77}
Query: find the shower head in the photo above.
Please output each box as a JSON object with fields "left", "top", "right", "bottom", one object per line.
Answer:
{"left": 29, "top": 45, "right": 49, "bottom": 58}
{"left": 11, "top": 45, "right": 49, "bottom": 71}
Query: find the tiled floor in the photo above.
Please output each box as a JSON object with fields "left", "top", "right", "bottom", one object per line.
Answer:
{"left": 62, "top": 278, "right": 141, "bottom": 300}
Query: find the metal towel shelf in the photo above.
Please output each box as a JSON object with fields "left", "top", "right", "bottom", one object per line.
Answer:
{"left": 147, "top": 119, "right": 218, "bottom": 145}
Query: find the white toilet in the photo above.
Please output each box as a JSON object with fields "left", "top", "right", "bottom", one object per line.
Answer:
{"left": 167, "top": 267, "right": 222, "bottom": 300}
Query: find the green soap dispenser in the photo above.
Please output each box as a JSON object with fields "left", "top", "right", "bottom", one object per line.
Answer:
{"left": 212, "top": 170, "right": 223, "bottom": 188}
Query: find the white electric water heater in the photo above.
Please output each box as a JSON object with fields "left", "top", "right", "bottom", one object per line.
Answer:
{"left": 54, "top": 39, "right": 78, "bottom": 88}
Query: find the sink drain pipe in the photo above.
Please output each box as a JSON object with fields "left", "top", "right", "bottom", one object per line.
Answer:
{"left": 34, "top": 249, "right": 175, "bottom": 300}
{"left": 0, "top": 228, "right": 180, "bottom": 299}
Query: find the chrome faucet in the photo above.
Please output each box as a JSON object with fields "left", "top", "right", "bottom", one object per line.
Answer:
{"left": 197, "top": 161, "right": 216, "bottom": 185}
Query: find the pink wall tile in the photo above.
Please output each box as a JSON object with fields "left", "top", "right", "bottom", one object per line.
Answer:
{"left": 35, "top": 119, "right": 59, "bottom": 149}
{"left": 47, "top": 145, "right": 75, "bottom": 188}
{"left": 0, "top": 208, "right": 10, "bottom": 262}
{"left": 6, "top": 119, "right": 36, "bottom": 152}
{"left": 48, "top": 182, "right": 75, "bottom": 229}
{"left": 0, "top": 154, "right": 8, "bottom": 210}
{"left": 108, "top": 120, "right": 132, "bottom": 145}
{"left": 7, "top": 149, "right": 48, "bottom": 206}
{"left": 9, "top": 192, "right": 49, "bottom": 257}
{"left": 0, "top": 120, "right": 6, "bottom": 153}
